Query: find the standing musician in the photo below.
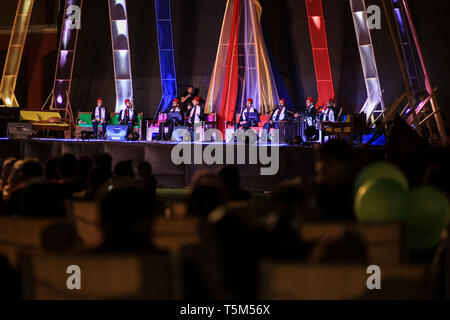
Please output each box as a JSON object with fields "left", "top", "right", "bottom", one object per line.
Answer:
{"left": 305, "top": 97, "right": 317, "bottom": 127}
{"left": 186, "top": 97, "right": 205, "bottom": 127}
{"left": 119, "top": 99, "right": 137, "bottom": 136}
{"left": 237, "top": 98, "right": 260, "bottom": 131}
{"left": 264, "top": 98, "right": 288, "bottom": 131}
{"left": 91, "top": 98, "right": 110, "bottom": 139}
{"left": 159, "top": 98, "right": 185, "bottom": 140}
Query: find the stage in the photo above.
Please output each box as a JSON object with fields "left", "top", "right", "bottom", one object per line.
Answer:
{"left": 0, "top": 138, "right": 391, "bottom": 192}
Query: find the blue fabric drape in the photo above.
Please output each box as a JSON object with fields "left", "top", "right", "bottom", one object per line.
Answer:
{"left": 155, "top": 0, "right": 177, "bottom": 115}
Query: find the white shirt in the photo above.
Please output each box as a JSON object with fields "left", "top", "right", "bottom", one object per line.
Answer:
{"left": 189, "top": 106, "right": 202, "bottom": 124}
{"left": 271, "top": 106, "right": 286, "bottom": 121}
{"left": 241, "top": 107, "right": 256, "bottom": 121}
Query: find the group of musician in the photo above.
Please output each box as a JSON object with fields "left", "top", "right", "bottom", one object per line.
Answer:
{"left": 91, "top": 86, "right": 340, "bottom": 141}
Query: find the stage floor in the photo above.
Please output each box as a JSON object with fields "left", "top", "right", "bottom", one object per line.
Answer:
{"left": 0, "top": 138, "right": 387, "bottom": 192}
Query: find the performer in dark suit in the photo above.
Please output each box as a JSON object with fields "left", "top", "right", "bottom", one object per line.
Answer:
{"left": 91, "top": 98, "right": 110, "bottom": 139}
{"left": 237, "top": 98, "right": 260, "bottom": 131}
{"left": 264, "top": 98, "right": 288, "bottom": 131}
{"left": 305, "top": 97, "right": 317, "bottom": 127}
{"left": 159, "top": 98, "right": 185, "bottom": 140}
{"left": 119, "top": 99, "right": 137, "bottom": 135}
{"left": 186, "top": 97, "right": 205, "bottom": 127}
{"left": 323, "top": 97, "right": 339, "bottom": 122}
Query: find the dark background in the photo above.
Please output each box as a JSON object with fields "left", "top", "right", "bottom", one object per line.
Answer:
{"left": 0, "top": 0, "right": 449, "bottom": 126}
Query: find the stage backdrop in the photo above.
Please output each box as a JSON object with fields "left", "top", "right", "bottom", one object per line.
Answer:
{"left": 55, "top": 0, "right": 450, "bottom": 127}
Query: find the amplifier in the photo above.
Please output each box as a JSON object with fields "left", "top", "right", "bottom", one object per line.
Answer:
{"left": 106, "top": 125, "right": 128, "bottom": 141}
{"left": 7, "top": 122, "right": 34, "bottom": 140}
{"left": 0, "top": 108, "right": 20, "bottom": 137}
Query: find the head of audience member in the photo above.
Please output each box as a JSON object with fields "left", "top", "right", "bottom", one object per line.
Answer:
{"left": 187, "top": 170, "right": 228, "bottom": 217}
{"left": 77, "top": 156, "right": 93, "bottom": 184}
{"left": 100, "top": 185, "right": 155, "bottom": 251}
{"left": 138, "top": 161, "right": 153, "bottom": 180}
{"left": 87, "top": 166, "right": 110, "bottom": 194}
{"left": 45, "top": 157, "right": 60, "bottom": 182}
{"left": 58, "top": 154, "right": 78, "bottom": 181}
{"left": 114, "top": 160, "right": 135, "bottom": 180}
{"left": 1, "top": 158, "right": 17, "bottom": 189}
{"left": 218, "top": 165, "right": 251, "bottom": 202}
{"left": 316, "top": 139, "right": 353, "bottom": 187}
{"left": 21, "top": 159, "right": 43, "bottom": 182}
{"left": 6, "top": 160, "right": 24, "bottom": 189}
{"left": 95, "top": 153, "right": 113, "bottom": 176}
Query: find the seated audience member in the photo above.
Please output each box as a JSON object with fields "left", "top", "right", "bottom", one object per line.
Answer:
{"left": 160, "top": 99, "right": 185, "bottom": 140}
{"left": 217, "top": 165, "right": 251, "bottom": 202}
{"left": 95, "top": 153, "right": 113, "bottom": 179}
{"left": 314, "top": 139, "right": 355, "bottom": 221}
{"left": 237, "top": 98, "right": 260, "bottom": 131}
{"left": 6, "top": 159, "right": 45, "bottom": 214}
{"left": 114, "top": 160, "right": 135, "bottom": 181}
{"left": 57, "top": 153, "right": 85, "bottom": 198}
{"left": 268, "top": 179, "right": 312, "bottom": 259}
{"left": 264, "top": 99, "right": 288, "bottom": 131}
{"left": 91, "top": 98, "right": 110, "bottom": 139}
{"left": 77, "top": 156, "right": 94, "bottom": 189}
{"left": 186, "top": 97, "right": 205, "bottom": 128}
{"left": 119, "top": 99, "right": 138, "bottom": 136}
{"left": 2, "top": 160, "right": 24, "bottom": 201}
{"left": 44, "top": 157, "right": 61, "bottom": 183}
{"left": 73, "top": 166, "right": 111, "bottom": 201}
{"left": 0, "top": 157, "right": 16, "bottom": 192}
{"left": 187, "top": 170, "right": 228, "bottom": 218}
{"left": 99, "top": 185, "right": 158, "bottom": 252}
{"left": 138, "top": 161, "right": 157, "bottom": 200}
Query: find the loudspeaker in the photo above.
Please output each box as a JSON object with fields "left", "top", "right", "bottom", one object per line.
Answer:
{"left": 106, "top": 125, "right": 128, "bottom": 141}
{"left": 0, "top": 108, "right": 20, "bottom": 137}
{"left": 7, "top": 122, "right": 33, "bottom": 140}
{"left": 172, "top": 126, "right": 192, "bottom": 142}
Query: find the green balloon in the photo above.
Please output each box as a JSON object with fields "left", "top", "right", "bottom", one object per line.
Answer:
{"left": 354, "top": 178, "right": 410, "bottom": 222}
{"left": 354, "top": 162, "right": 409, "bottom": 194}
{"left": 408, "top": 185, "right": 450, "bottom": 251}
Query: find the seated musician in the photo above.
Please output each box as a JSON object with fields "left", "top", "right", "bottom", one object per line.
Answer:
{"left": 264, "top": 98, "right": 288, "bottom": 131}
{"left": 237, "top": 98, "right": 260, "bottom": 131}
{"left": 323, "top": 98, "right": 337, "bottom": 122}
{"left": 119, "top": 99, "right": 137, "bottom": 135}
{"left": 186, "top": 97, "right": 205, "bottom": 127}
{"left": 159, "top": 98, "right": 184, "bottom": 140}
{"left": 91, "top": 98, "right": 110, "bottom": 139}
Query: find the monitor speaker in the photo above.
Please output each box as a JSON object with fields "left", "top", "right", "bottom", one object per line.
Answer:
{"left": 172, "top": 126, "right": 192, "bottom": 142}
{"left": 106, "top": 125, "right": 128, "bottom": 141}
{"left": 7, "top": 122, "right": 34, "bottom": 140}
{"left": 0, "top": 108, "right": 20, "bottom": 137}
